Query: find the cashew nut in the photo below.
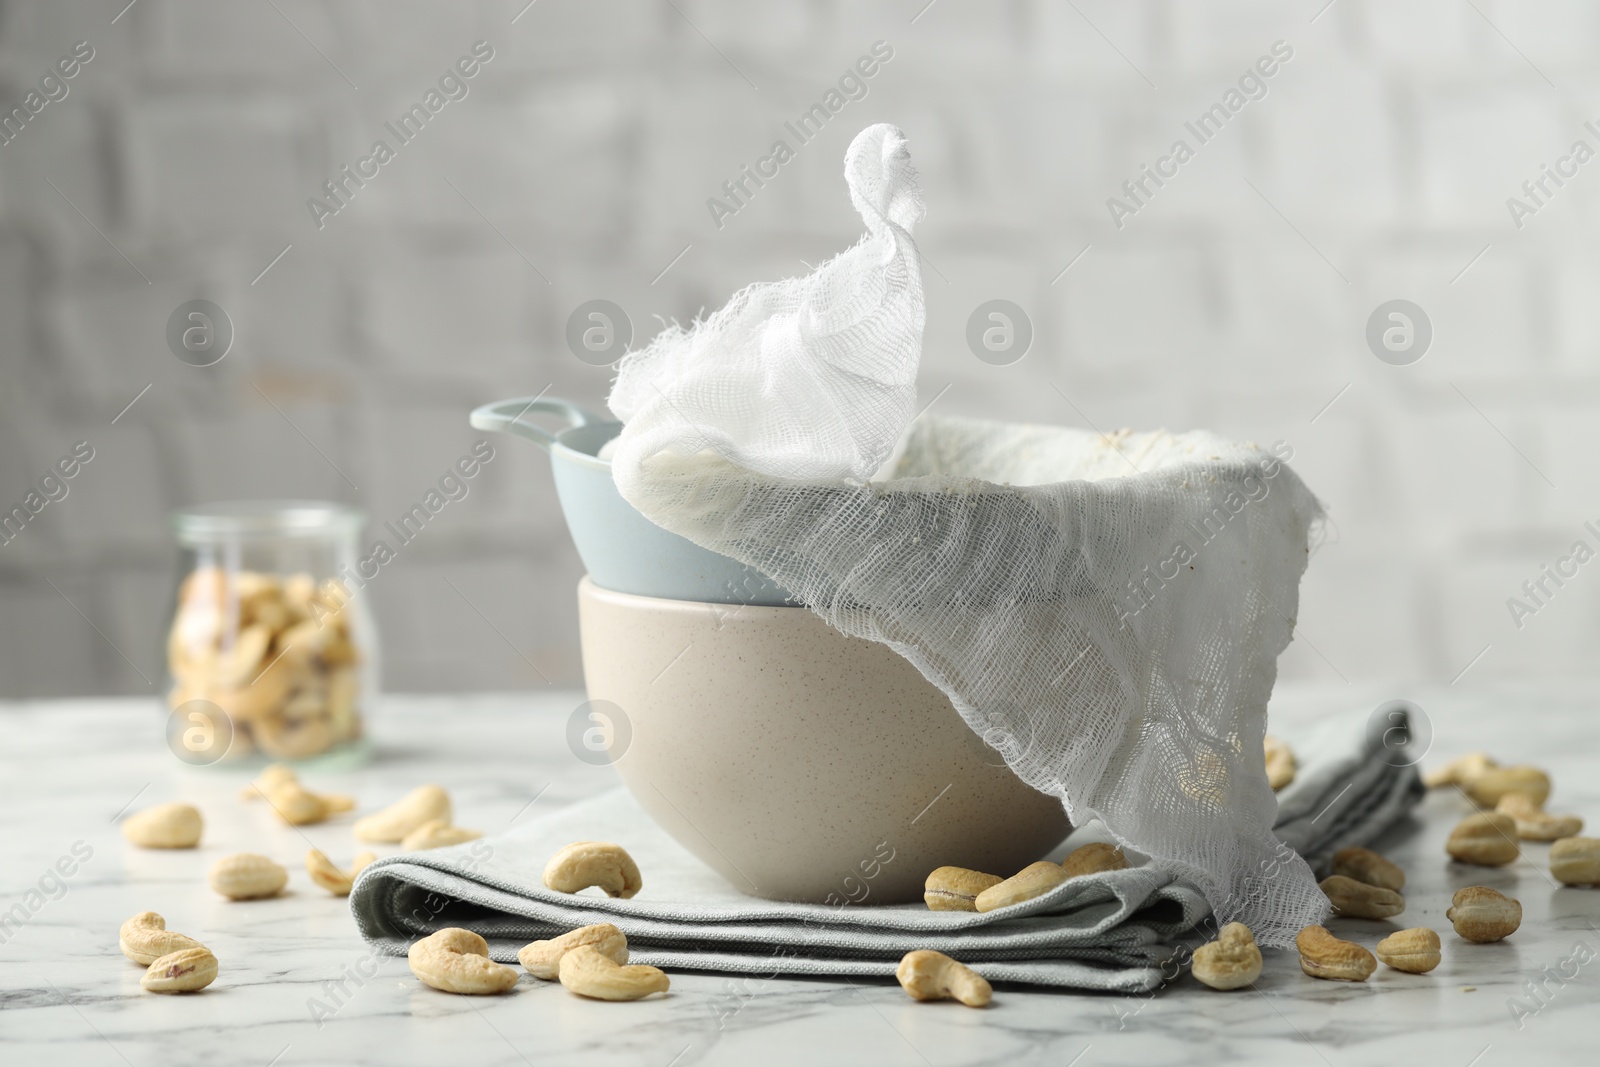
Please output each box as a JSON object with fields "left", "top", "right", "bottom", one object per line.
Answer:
{"left": 1320, "top": 875, "right": 1405, "bottom": 919}
{"left": 519, "top": 923, "right": 629, "bottom": 980}
{"left": 1463, "top": 765, "right": 1550, "bottom": 808}
{"left": 1422, "top": 751, "right": 1495, "bottom": 789}
{"left": 543, "top": 841, "right": 642, "bottom": 899}
{"left": 264, "top": 780, "right": 335, "bottom": 826}
{"left": 202, "top": 667, "right": 291, "bottom": 724}
{"left": 408, "top": 928, "right": 519, "bottom": 995}
{"left": 558, "top": 945, "right": 669, "bottom": 1001}
{"left": 1296, "top": 925, "right": 1376, "bottom": 982}
{"left": 923, "top": 866, "right": 1002, "bottom": 911}
{"left": 305, "top": 849, "right": 376, "bottom": 896}
{"left": 239, "top": 763, "right": 297, "bottom": 802}
{"left": 1329, "top": 846, "right": 1404, "bottom": 892}
{"left": 1375, "top": 928, "right": 1441, "bottom": 974}
{"left": 119, "top": 911, "right": 205, "bottom": 966}
{"left": 122, "top": 802, "right": 203, "bottom": 849}
{"left": 895, "top": 950, "right": 992, "bottom": 1007}
{"left": 209, "top": 853, "right": 288, "bottom": 900}
{"left": 1447, "top": 886, "right": 1521, "bottom": 943}
{"left": 208, "top": 624, "right": 273, "bottom": 689}
{"left": 1446, "top": 812, "right": 1520, "bottom": 866}
{"left": 1551, "top": 836, "right": 1600, "bottom": 886}
{"left": 1191, "top": 922, "right": 1262, "bottom": 990}
{"left": 241, "top": 764, "right": 354, "bottom": 826}
{"left": 283, "top": 572, "right": 317, "bottom": 614}
{"left": 974, "top": 861, "right": 1068, "bottom": 912}
{"left": 142, "top": 947, "right": 218, "bottom": 993}
{"left": 401, "top": 819, "right": 482, "bottom": 851}
{"left": 1061, "top": 842, "right": 1129, "bottom": 878}
{"left": 1496, "top": 792, "right": 1583, "bottom": 842}
{"left": 1264, "top": 735, "right": 1296, "bottom": 791}
{"left": 254, "top": 713, "right": 334, "bottom": 760}
{"left": 353, "top": 785, "right": 451, "bottom": 844}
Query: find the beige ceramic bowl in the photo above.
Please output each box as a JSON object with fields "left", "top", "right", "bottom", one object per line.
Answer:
{"left": 577, "top": 578, "right": 1070, "bottom": 904}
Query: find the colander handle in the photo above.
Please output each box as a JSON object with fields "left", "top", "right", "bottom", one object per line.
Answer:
{"left": 468, "top": 396, "right": 606, "bottom": 451}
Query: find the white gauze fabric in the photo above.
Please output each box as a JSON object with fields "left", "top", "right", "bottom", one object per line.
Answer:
{"left": 608, "top": 124, "right": 1328, "bottom": 945}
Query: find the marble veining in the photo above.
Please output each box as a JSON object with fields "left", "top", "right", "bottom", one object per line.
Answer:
{"left": 1, "top": 682, "right": 1597, "bottom": 1065}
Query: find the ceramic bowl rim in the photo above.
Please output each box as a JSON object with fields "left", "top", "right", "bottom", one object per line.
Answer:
{"left": 581, "top": 575, "right": 804, "bottom": 616}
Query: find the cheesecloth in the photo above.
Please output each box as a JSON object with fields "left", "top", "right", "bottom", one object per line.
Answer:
{"left": 607, "top": 124, "right": 1327, "bottom": 945}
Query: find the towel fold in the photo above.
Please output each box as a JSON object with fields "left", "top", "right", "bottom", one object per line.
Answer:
{"left": 349, "top": 707, "right": 1422, "bottom": 992}
{"left": 1272, "top": 704, "right": 1427, "bottom": 874}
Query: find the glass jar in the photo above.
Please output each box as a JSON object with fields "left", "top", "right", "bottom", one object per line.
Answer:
{"left": 165, "top": 501, "right": 376, "bottom": 766}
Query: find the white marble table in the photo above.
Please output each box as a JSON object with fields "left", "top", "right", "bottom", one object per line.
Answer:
{"left": 2, "top": 683, "right": 1596, "bottom": 1066}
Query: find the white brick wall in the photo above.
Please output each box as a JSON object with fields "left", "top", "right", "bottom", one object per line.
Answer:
{"left": 1, "top": 0, "right": 1596, "bottom": 699}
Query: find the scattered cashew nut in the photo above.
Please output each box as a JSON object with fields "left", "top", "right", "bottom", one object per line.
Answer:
{"left": 1422, "top": 751, "right": 1495, "bottom": 789}
{"left": 519, "top": 923, "right": 629, "bottom": 980}
{"left": 895, "top": 949, "right": 991, "bottom": 1007}
{"left": 142, "top": 946, "right": 218, "bottom": 993}
{"left": 264, "top": 780, "right": 337, "bottom": 826}
{"left": 209, "top": 853, "right": 289, "bottom": 900}
{"left": 408, "top": 928, "right": 519, "bottom": 995}
{"left": 305, "top": 849, "right": 376, "bottom": 896}
{"left": 1329, "top": 846, "right": 1405, "bottom": 892}
{"left": 1374, "top": 928, "right": 1441, "bottom": 974}
{"left": 1421, "top": 751, "right": 1550, "bottom": 808}
{"left": 239, "top": 763, "right": 297, "bottom": 802}
{"left": 1296, "top": 925, "right": 1376, "bottom": 982}
{"left": 1463, "top": 765, "right": 1550, "bottom": 808}
{"left": 1446, "top": 812, "right": 1520, "bottom": 867}
{"left": 1550, "top": 837, "right": 1600, "bottom": 887}
{"left": 243, "top": 764, "right": 357, "bottom": 825}
{"left": 543, "top": 841, "right": 642, "bottom": 899}
{"left": 122, "top": 802, "right": 203, "bottom": 849}
{"left": 1320, "top": 875, "right": 1405, "bottom": 920}
{"left": 353, "top": 785, "right": 452, "bottom": 844}
{"left": 974, "top": 861, "right": 1069, "bottom": 913}
{"left": 559, "top": 945, "right": 670, "bottom": 1001}
{"left": 1447, "top": 886, "right": 1521, "bottom": 943}
{"left": 923, "top": 866, "right": 1003, "bottom": 911}
{"left": 119, "top": 911, "right": 205, "bottom": 966}
{"left": 401, "top": 819, "right": 482, "bottom": 851}
{"left": 1191, "top": 922, "right": 1262, "bottom": 991}
{"left": 1496, "top": 793, "right": 1583, "bottom": 842}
